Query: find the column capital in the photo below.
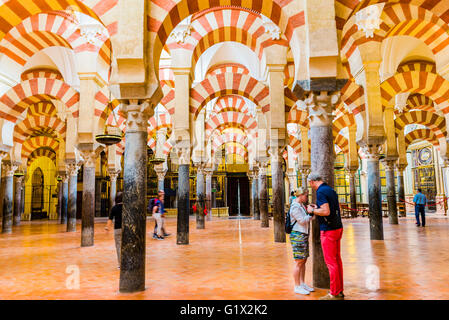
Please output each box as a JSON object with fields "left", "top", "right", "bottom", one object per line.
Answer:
{"left": 0, "top": 151, "right": 9, "bottom": 161}
{"left": 268, "top": 145, "right": 284, "bottom": 164}
{"left": 66, "top": 161, "right": 81, "bottom": 177}
{"left": 4, "top": 162, "right": 18, "bottom": 177}
{"left": 298, "top": 166, "right": 311, "bottom": 175}
{"left": 345, "top": 167, "right": 358, "bottom": 178}
{"left": 108, "top": 169, "right": 120, "bottom": 182}
{"left": 174, "top": 141, "right": 191, "bottom": 166}
{"left": 258, "top": 161, "right": 269, "bottom": 176}
{"left": 361, "top": 144, "right": 383, "bottom": 161}
{"left": 287, "top": 172, "right": 297, "bottom": 184}
{"left": 304, "top": 91, "right": 339, "bottom": 127}
{"left": 120, "top": 101, "right": 155, "bottom": 132}
{"left": 204, "top": 168, "right": 214, "bottom": 179}
{"left": 154, "top": 164, "right": 167, "bottom": 181}
{"left": 382, "top": 159, "right": 397, "bottom": 171}
{"left": 79, "top": 150, "right": 97, "bottom": 168}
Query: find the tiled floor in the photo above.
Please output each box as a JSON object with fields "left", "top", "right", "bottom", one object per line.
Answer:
{"left": 1, "top": 215, "right": 449, "bottom": 300}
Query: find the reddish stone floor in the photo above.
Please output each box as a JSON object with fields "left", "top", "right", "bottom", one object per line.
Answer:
{"left": 1, "top": 215, "right": 449, "bottom": 300}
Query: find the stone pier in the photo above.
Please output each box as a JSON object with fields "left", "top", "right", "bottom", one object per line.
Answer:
{"left": 80, "top": 150, "right": 97, "bottom": 247}
{"left": 258, "top": 161, "right": 269, "bottom": 228}
{"left": 66, "top": 162, "right": 80, "bottom": 232}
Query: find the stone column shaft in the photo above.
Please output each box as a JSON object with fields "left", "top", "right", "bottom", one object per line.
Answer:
{"left": 13, "top": 176, "right": 24, "bottom": 226}
{"left": 57, "top": 180, "right": 63, "bottom": 223}
{"left": 61, "top": 175, "right": 69, "bottom": 225}
{"left": 365, "top": 147, "right": 384, "bottom": 240}
{"left": 270, "top": 149, "right": 285, "bottom": 243}
{"left": 177, "top": 162, "right": 190, "bottom": 244}
{"left": 205, "top": 171, "right": 212, "bottom": 221}
{"left": 119, "top": 102, "right": 153, "bottom": 293}
{"left": 67, "top": 163, "right": 80, "bottom": 232}
{"left": 109, "top": 171, "right": 119, "bottom": 213}
{"left": 81, "top": 155, "right": 96, "bottom": 247}
{"left": 384, "top": 160, "right": 398, "bottom": 224}
{"left": 2, "top": 164, "right": 17, "bottom": 234}
{"left": 258, "top": 163, "right": 269, "bottom": 227}
{"left": 347, "top": 170, "right": 358, "bottom": 218}
{"left": 252, "top": 171, "right": 259, "bottom": 219}
{"left": 195, "top": 166, "right": 205, "bottom": 229}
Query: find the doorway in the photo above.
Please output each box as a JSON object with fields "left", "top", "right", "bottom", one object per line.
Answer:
{"left": 226, "top": 175, "right": 250, "bottom": 216}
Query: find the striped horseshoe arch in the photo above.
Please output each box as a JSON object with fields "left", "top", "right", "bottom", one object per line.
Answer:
{"left": 340, "top": 78, "right": 365, "bottom": 115}
{"left": 405, "top": 129, "right": 439, "bottom": 150}
{"left": 205, "top": 111, "right": 257, "bottom": 141}
{"left": 0, "top": 78, "right": 79, "bottom": 122}
{"left": 27, "top": 102, "right": 58, "bottom": 117}
{"left": 394, "top": 111, "right": 447, "bottom": 140}
{"left": 213, "top": 95, "right": 250, "bottom": 115}
{"left": 28, "top": 147, "right": 57, "bottom": 167}
{"left": 190, "top": 72, "right": 270, "bottom": 118}
{"left": 381, "top": 64, "right": 449, "bottom": 113}
{"left": 402, "top": 93, "right": 435, "bottom": 114}
{"left": 14, "top": 115, "right": 66, "bottom": 144}
{"left": 21, "top": 136, "right": 59, "bottom": 160}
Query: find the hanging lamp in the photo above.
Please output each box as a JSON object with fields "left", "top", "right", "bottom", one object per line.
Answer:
{"left": 95, "top": 40, "right": 123, "bottom": 146}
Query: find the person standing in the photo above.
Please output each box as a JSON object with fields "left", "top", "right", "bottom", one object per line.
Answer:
{"left": 105, "top": 192, "right": 123, "bottom": 268}
{"left": 152, "top": 190, "right": 170, "bottom": 240}
{"left": 289, "top": 188, "right": 315, "bottom": 295}
{"left": 413, "top": 189, "right": 427, "bottom": 227}
{"left": 289, "top": 191, "right": 296, "bottom": 205}
{"left": 307, "top": 173, "right": 344, "bottom": 300}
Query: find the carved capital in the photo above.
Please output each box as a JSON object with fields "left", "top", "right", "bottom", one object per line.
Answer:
{"left": 174, "top": 143, "right": 191, "bottom": 166}
{"left": 268, "top": 146, "right": 284, "bottom": 163}
{"left": 0, "top": 151, "right": 8, "bottom": 161}
{"left": 287, "top": 172, "right": 297, "bottom": 184}
{"left": 345, "top": 168, "right": 357, "bottom": 178}
{"left": 204, "top": 168, "right": 214, "bottom": 179}
{"left": 120, "top": 101, "right": 154, "bottom": 132}
{"left": 66, "top": 162, "right": 81, "bottom": 177}
{"left": 258, "top": 162, "right": 268, "bottom": 176}
{"left": 361, "top": 145, "right": 382, "bottom": 161}
{"left": 61, "top": 174, "right": 69, "bottom": 183}
{"left": 108, "top": 169, "right": 120, "bottom": 182}
{"left": 382, "top": 159, "right": 396, "bottom": 171}
{"left": 79, "top": 150, "right": 97, "bottom": 168}
{"left": 4, "top": 163, "right": 18, "bottom": 177}
{"left": 304, "top": 91, "right": 339, "bottom": 127}
{"left": 299, "top": 167, "right": 311, "bottom": 176}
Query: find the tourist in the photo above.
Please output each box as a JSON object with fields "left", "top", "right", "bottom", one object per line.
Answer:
{"left": 289, "top": 191, "right": 296, "bottom": 205}
{"left": 152, "top": 190, "right": 170, "bottom": 240}
{"left": 105, "top": 192, "right": 123, "bottom": 268}
{"left": 290, "top": 187, "right": 315, "bottom": 295}
{"left": 307, "top": 173, "right": 344, "bottom": 300}
{"left": 413, "top": 189, "right": 427, "bottom": 227}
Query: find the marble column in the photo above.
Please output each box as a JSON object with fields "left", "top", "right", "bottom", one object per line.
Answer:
{"left": 299, "top": 167, "right": 311, "bottom": 190}
{"left": 95, "top": 175, "right": 101, "bottom": 217}
{"left": 56, "top": 178, "right": 63, "bottom": 223}
{"left": 2, "top": 162, "right": 18, "bottom": 234}
{"left": 252, "top": 168, "right": 260, "bottom": 220}
{"left": 270, "top": 147, "right": 286, "bottom": 243}
{"left": 80, "top": 151, "right": 97, "bottom": 247}
{"left": 177, "top": 147, "right": 190, "bottom": 245}
{"left": 205, "top": 169, "right": 213, "bottom": 221}
{"left": 66, "top": 162, "right": 80, "bottom": 232}
{"left": 108, "top": 170, "right": 120, "bottom": 212}
{"left": 195, "top": 165, "right": 205, "bottom": 229}
{"left": 305, "top": 92, "right": 337, "bottom": 289}
{"left": 119, "top": 101, "right": 153, "bottom": 293}
{"left": 248, "top": 171, "right": 254, "bottom": 218}
{"left": 287, "top": 171, "right": 297, "bottom": 196}
{"left": 363, "top": 146, "right": 384, "bottom": 240}
{"left": 396, "top": 165, "right": 406, "bottom": 217}
{"left": 383, "top": 159, "right": 398, "bottom": 224}
{"left": 258, "top": 161, "right": 269, "bottom": 228}
{"left": 212, "top": 177, "right": 217, "bottom": 208}
{"left": 13, "top": 175, "right": 24, "bottom": 226}
{"left": 346, "top": 168, "right": 358, "bottom": 218}
{"left": 60, "top": 174, "right": 69, "bottom": 225}
{"left": 154, "top": 165, "right": 167, "bottom": 192}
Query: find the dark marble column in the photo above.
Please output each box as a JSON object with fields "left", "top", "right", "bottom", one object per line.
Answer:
{"left": 177, "top": 159, "right": 190, "bottom": 245}
{"left": 119, "top": 102, "right": 152, "bottom": 293}
{"left": 396, "top": 165, "right": 406, "bottom": 217}
{"left": 252, "top": 168, "right": 260, "bottom": 220}
{"left": 258, "top": 162, "right": 269, "bottom": 227}
{"left": 347, "top": 169, "right": 358, "bottom": 218}
{"left": 205, "top": 169, "right": 213, "bottom": 221}
{"left": 305, "top": 92, "right": 337, "bottom": 289}
{"left": 80, "top": 152, "right": 96, "bottom": 247}
{"left": 66, "top": 163, "right": 80, "bottom": 232}
{"left": 13, "top": 175, "right": 23, "bottom": 226}
{"left": 61, "top": 175, "right": 69, "bottom": 225}
{"left": 56, "top": 179, "right": 63, "bottom": 222}
{"left": 2, "top": 163, "right": 17, "bottom": 234}
{"left": 364, "top": 146, "right": 384, "bottom": 240}
{"left": 195, "top": 165, "right": 205, "bottom": 229}
{"left": 211, "top": 177, "right": 217, "bottom": 208}
{"left": 270, "top": 148, "right": 285, "bottom": 243}
{"left": 95, "top": 175, "right": 101, "bottom": 217}
{"left": 383, "top": 160, "right": 398, "bottom": 224}
{"left": 108, "top": 170, "right": 119, "bottom": 213}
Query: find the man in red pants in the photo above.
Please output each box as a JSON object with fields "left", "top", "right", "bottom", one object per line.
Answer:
{"left": 307, "top": 173, "right": 344, "bottom": 300}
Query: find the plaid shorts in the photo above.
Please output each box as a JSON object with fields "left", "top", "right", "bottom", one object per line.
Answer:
{"left": 290, "top": 231, "right": 309, "bottom": 260}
